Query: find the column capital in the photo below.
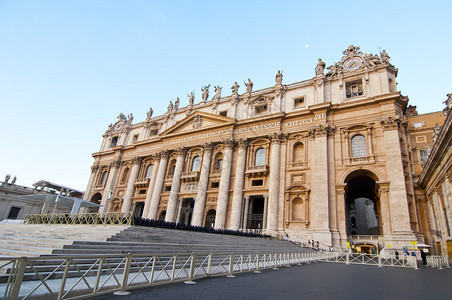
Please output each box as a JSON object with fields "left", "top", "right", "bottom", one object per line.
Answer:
{"left": 91, "top": 165, "right": 99, "bottom": 173}
{"left": 159, "top": 150, "right": 169, "bottom": 160}
{"left": 335, "top": 184, "right": 346, "bottom": 194}
{"left": 132, "top": 156, "right": 142, "bottom": 165}
{"left": 202, "top": 142, "right": 214, "bottom": 153}
{"left": 236, "top": 139, "right": 248, "bottom": 150}
{"left": 309, "top": 124, "right": 335, "bottom": 137}
{"left": 379, "top": 116, "right": 402, "bottom": 131}
{"left": 223, "top": 139, "right": 235, "bottom": 149}
{"left": 176, "top": 147, "right": 187, "bottom": 156}
{"left": 110, "top": 160, "right": 122, "bottom": 168}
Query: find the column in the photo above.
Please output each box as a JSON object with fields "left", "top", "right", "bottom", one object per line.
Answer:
{"left": 267, "top": 136, "right": 281, "bottom": 231}
{"left": 243, "top": 196, "right": 250, "bottom": 229}
{"left": 83, "top": 165, "right": 99, "bottom": 201}
{"left": 377, "top": 181, "right": 393, "bottom": 238}
{"left": 192, "top": 144, "right": 213, "bottom": 226}
{"left": 121, "top": 157, "right": 142, "bottom": 213}
{"left": 165, "top": 148, "right": 187, "bottom": 222}
{"left": 148, "top": 152, "right": 168, "bottom": 220}
{"left": 335, "top": 185, "right": 347, "bottom": 248}
{"left": 215, "top": 140, "right": 234, "bottom": 229}
{"left": 312, "top": 128, "right": 332, "bottom": 246}
{"left": 99, "top": 160, "right": 121, "bottom": 213}
{"left": 230, "top": 140, "right": 247, "bottom": 230}
{"left": 142, "top": 158, "right": 160, "bottom": 218}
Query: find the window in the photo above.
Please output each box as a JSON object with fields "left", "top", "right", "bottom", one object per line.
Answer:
{"left": 292, "top": 198, "right": 304, "bottom": 220}
{"left": 255, "top": 104, "right": 268, "bottom": 114}
{"left": 255, "top": 148, "right": 266, "bottom": 166}
{"left": 149, "top": 129, "right": 158, "bottom": 137}
{"left": 145, "top": 164, "right": 153, "bottom": 178}
{"left": 412, "top": 121, "right": 425, "bottom": 128}
{"left": 416, "top": 136, "right": 426, "bottom": 143}
{"left": 164, "top": 186, "right": 171, "bottom": 192}
{"left": 346, "top": 80, "right": 363, "bottom": 98}
{"left": 100, "top": 171, "right": 108, "bottom": 185}
{"left": 420, "top": 150, "right": 428, "bottom": 162}
{"left": 351, "top": 135, "right": 367, "bottom": 157}
{"left": 138, "top": 189, "right": 146, "bottom": 194}
{"left": 7, "top": 207, "right": 21, "bottom": 219}
{"left": 121, "top": 168, "right": 129, "bottom": 183}
{"left": 216, "top": 159, "right": 223, "bottom": 170}
{"left": 191, "top": 156, "right": 201, "bottom": 171}
{"left": 110, "top": 136, "right": 118, "bottom": 147}
{"left": 132, "top": 134, "right": 139, "bottom": 142}
{"left": 168, "top": 160, "right": 176, "bottom": 176}
{"left": 293, "top": 97, "right": 305, "bottom": 108}
{"left": 219, "top": 110, "right": 228, "bottom": 117}
{"left": 252, "top": 179, "right": 263, "bottom": 186}
{"left": 211, "top": 182, "right": 219, "bottom": 188}
{"left": 293, "top": 143, "right": 304, "bottom": 162}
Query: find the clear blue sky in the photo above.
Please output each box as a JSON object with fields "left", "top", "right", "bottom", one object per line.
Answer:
{"left": 1, "top": 0, "right": 451, "bottom": 191}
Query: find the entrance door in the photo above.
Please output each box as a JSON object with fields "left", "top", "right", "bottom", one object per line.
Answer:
{"left": 247, "top": 196, "right": 265, "bottom": 229}
{"left": 180, "top": 198, "right": 195, "bottom": 226}
{"left": 204, "top": 209, "right": 216, "bottom": 227}
{"left": 133, "top": 202, "right": 145, "bottom": 218}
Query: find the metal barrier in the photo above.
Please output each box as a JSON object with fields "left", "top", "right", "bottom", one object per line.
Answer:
{"left": 426, "top": 256, "right": 450, "bottom": 269}
{"left": 23, "top": 212, "right": 134, "bottom": 225}
{"left": 323, "top": 252, "right": 418, "bottom": 269}
{"left": 0, "top": 251, "right": 329, "bottom": 299}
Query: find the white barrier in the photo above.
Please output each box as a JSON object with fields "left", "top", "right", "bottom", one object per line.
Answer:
{"left": 426, "top": 256, "right": 450, "bottom": 269}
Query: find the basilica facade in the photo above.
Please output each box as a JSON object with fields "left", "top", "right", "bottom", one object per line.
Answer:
{"left": 84, "top": 45, "right": 422, "bottom": 251}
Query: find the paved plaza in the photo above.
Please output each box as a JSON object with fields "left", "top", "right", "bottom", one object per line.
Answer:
{"left": 93, "top": 262, "right": 452, "bottom": 300}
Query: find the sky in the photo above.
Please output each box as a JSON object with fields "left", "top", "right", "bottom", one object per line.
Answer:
{"left": 0, "top": 0, "right": 451, "bottom": 191}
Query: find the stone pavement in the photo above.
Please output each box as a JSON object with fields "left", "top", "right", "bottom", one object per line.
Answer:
{"left": 93, "top": 262, "right": 452, "bottom": 300}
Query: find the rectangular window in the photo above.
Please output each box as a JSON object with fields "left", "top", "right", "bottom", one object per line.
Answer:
{"left": 211, "top": 182, "right": 219, "bottom": 188}
{"left": 251, "top": 179, "right": 263, "bottom": 186}
{"left": 132, "top": 134, "right": 139, "bottom": 142}
{"left": 293, "top": 96, "right": 305, "bottom": 108}
{"left": 149, "top": 129, "right": 158, "bottom": 137}
{"left": 346, "top": 80, "right": 363, "bottom": 98}
{"left": 416, "top": 136, "right": 426, "bottom": 143}
{"left": 219, "top": 110, "right": 228, "bottom": 117}
{"left": 138, "top": 189, "right": 146, "bottom": 194}
{"left": 255, "top": 104, "right": 268, "bottom": 114}
{"left": 110, "top": 136, "right": 118, "bottom": 147}
{"left": 420, "top": 150, "right": 428, "bottom": 162}
{"left": 164, "top": 186, "right": 171, "bottom": 192}
{"left": 412, "top": 121, "right": 425, "bottom": 128}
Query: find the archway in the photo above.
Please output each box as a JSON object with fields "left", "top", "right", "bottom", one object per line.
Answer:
{"left": 88, "top": 193, "right": 102, "bottom": 213}
{"left": 246, "top": 196, "right": 265, "bottom": 229}
{"left": 344, "top": 170, "right": 381, "bottom": 236}
{"left": 204, "top": 209, "right": 216, "bottom": 227}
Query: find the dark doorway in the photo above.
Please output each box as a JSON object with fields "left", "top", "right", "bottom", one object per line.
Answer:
{"left": 180, "top": 198, "right": 195, "bottom": 226}
{"left": 247, "top": 196, "right": 265, "bottom": 229}
{"left": 158, "top": 210, "right": 166, "bottom": 221}
{"left": 345, "top": 171, "right": 380, "bottom": 236}
{"left": 133, "top": 202, "right": 145, "bottom": 218}
{"left": 89, "top": 193, "right": 102, "bottom": 213}
{"left": 204, "top": 209, "right": 216, "bottom": 227}
{"left": 7, "top": 207, "right": 21, "bottom": 219}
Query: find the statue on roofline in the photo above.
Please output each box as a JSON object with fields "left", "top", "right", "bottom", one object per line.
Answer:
{"left": 315, "top": 58, "right": 326, "bottom": 76}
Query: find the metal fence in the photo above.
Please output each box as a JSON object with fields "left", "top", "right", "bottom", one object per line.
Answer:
{"left": 322, "top": 252, "right": 418, "bottom": 269}
{"left": 426, "top": 255, "right": 450, "bottom": 269}
{"left": 0, "top": 251, "right": 331, "bottom": 299}
{"left": 23, "top": 212, "right": 134, "bottom": 225}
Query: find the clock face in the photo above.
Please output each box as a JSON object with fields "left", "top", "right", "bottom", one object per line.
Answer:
{"left": 344, "top": 57, "right": 362, "bottom": 71}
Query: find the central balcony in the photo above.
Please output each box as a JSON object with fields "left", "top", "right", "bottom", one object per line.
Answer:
{"left": 181, "top": 171, "right": 200, "bottom": 182}
{"left": 245, "top": 165, "right": 268, "bottom": 177}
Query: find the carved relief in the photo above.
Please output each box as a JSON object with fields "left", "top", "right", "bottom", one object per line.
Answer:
{"left": 380, "top": 116, "right": 401, "bottom": 130}
{"left": 193, "top": 115, "right": 203, "bottom": 129}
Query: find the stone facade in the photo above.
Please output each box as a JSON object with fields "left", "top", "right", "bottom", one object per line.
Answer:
{"left": 85, "top": 45, "right": 432, "bottom": 251}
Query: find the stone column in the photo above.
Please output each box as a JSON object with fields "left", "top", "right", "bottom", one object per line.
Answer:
{"left": 377, "top": 181, "right": 393, "bottom": 237}
{"left": 243, "top": 196, "right": 250, "bottom": 229}
{"left": 192, "top": 144, "right": 213, "bottom": 226}
{"left": 148, "top": 151, "right": 168, "bottom": 220}
{"left": 230, "top": 140, "right": 248, "bottom": 230}
{"left": 121, "top": 157, "right": 142, "bottom": 213}
{"left": 312, "top": 126, "right": 332, "bottom": 246}
{"left": 215, "top": 140, "right": 234, "bottom": 229}
{"left": 335, "top": 185, "right": 347, "bottom": 248}
{"left": 267, "top": 135, "right": 281, "bottom": 231}
{"left": 83, "top": 165, "right": 99, "bottom": 201}
{"left": 142, "top": 158, "right": 160, "bottom": 218}
{"left": 99, "top": 160, "right": 121, "bottom": 213}
{"left": 165, "top": 148, "right": 187, "bottom": 223}
{"left": 380, "top": 117, "right": 414, "bottom": 240}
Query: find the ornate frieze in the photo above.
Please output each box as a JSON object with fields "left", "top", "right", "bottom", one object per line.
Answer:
{"left": 380, "top": 116, "right": 402, "bottom": 130}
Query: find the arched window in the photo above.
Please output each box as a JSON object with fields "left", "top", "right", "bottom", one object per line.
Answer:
{"left": 100, "top": 171, "right": 108, "bottom": 185}
{"left": 121, "top": 168, "right": 129, "bottom": 183}
{"left": 293, "top": 143, "right": 304, "bottom": 162}
{"left": 145, "top": 164, "right": 153, "bottom": 178}
{"left": 168, "top": 160, "right": 176, "bottom": 176}
{"left": 215, "top": 153, "right": 223, "bottom": 170}
{"left": 351, "top": 135, "right": 367, "bottom": 157}
{"left": 255, "top": 148, "right": 266, "bottom": 166}
{"left": 292, "top": 197, "right": 304, "bottom": 220}
{"left": 191, "top": 156, "right": 201, "bottom": 171}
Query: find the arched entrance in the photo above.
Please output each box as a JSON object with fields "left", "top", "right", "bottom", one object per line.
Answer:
{"left": 344, "top": 170, "right": 381, "bottom": 236}
{"left": 246, "top": 196, "right": 265, "bottom": 229}
{"left": 89, "top": 193, "right": 102, "bottom": 213}
{"left": 204, "top": 209, "right": 216, "bottom": 227}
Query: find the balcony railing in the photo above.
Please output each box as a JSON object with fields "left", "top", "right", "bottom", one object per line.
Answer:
{"left": 135, "top": 178, "right": 150, "bottom": 187}
{"left": 345, "top": 155, "right": 375, "bottom": 165}
{"left": 181, "top": 171, "right": 200, "bottom": 182}
{"left": 245, "top": 165, "right": 269, "bottom": 177}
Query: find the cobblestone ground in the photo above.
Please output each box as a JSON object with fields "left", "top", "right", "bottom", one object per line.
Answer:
{"left": 93, "top": 262, "right": 452, "bottom": 300}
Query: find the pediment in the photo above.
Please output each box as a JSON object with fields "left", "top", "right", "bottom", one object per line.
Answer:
{"left": 159, "top": 111, "right": 236, "bottom": 137}
{"left": 285, "top": 184, "right": 310, "bottom": 192}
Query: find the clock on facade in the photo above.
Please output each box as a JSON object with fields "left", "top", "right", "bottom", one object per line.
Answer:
{"left": 344, "top": 57, "right": 362, "bottom": 71}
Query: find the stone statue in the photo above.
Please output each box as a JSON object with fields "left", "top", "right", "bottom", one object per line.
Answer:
{"left": 187, "top": 92, "right": 195, "bottom": 106}
{"left": 201, "top": 85, "right": 210, "bottom": 102}
{"left": 326, "top": 62, "right": 340, "bottom": 77}
{"left": 275, "top": 70, "right": 283, "bottom": 85}
{"left": 443, "top": 93, "right": 452, "bottom": 115}
{"left": 4, "top": 174, "right": 10, "bottom": 183}
{"left": 147, "top": 107, "right": 153, "bottom": 119}
{"left": 11, "top": 176, "right": 16, "bottom": 184}
{"left": 118, "top": 113, "right": 127, "bottom": 122}
{"left": 231, "top": 82, "right": 240, "bottom": 95}
{"left": 381, "top": 50, "right": 390, "bottom": 63}
{"left": 127, "top": 113, "right": 134, "bottom": 124}
{"left": 174, "top": 97, "right": 180, "bottom": 110}
{"left": 432, "top": 123, "right": 441, "bottom": 143}
{"left": 315, "top": 58, "right": 326, "bottom": 76}
{"left": 167, "top": 100, "right": 173, "bottom": 113}
{"left": 213, "top": 86, "right": 222, "bottom": 100}
{"left": 244, "top": 78, "right": 253, "bottom": 93}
